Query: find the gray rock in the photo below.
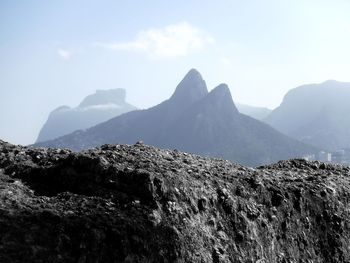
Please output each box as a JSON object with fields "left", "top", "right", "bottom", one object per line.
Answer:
{"left": 1, "top": 139, "right": 350, "bottom": 262}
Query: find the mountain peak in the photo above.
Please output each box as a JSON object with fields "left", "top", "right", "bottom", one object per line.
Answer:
{"left": 36, "top": 88, "right": 137, "bottom": 143}
{"left": 211, "top": 83, "right": 229, "bottom": 94}
{"left": 205, "top": 83, "right": 239, "bottom": 115}
{"left": 78, "top": 89, "right": 126, "bottom": 108}
{"left": 170, "top": 69, "right": 208, "bottom": 105}
{"left": 187, "top": 68, "right": 201, "bottom": 75}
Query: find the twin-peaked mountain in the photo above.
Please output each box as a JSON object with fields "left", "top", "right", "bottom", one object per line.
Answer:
{"left": 265, "top": 80, "right": 350, "bottom": 151}
{"left": 36, "top": 89, "right": 137, "bottom": 143}
{"left": 36, "top": 69, "right": 316, "bottom": 166}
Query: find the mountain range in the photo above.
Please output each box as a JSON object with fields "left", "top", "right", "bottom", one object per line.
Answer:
{"left": 35, "top": 69, "right": 316, "bottom": 166}
{"left": 265, "top": 80, "right": 350, "bottom": 151}
{"left": 36, "top": 89, "right": 137, "bottom": 143}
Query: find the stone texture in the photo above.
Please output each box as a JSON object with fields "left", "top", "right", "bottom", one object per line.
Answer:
{"left": 1, "top": 139, "right": 350, "bottom": 262}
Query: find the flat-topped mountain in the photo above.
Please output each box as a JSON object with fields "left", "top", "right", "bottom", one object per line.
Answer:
{"left": 36, "top": 69, "right": 316, "bottom": 166}
{"left": 1, "top": 139, "right": 350, "bottom": 262}
{"left": 36, "top": 89, "right": 137, "bottom": 143}
{"left": 265, "top": 80, "right": 350, "bottom": 151}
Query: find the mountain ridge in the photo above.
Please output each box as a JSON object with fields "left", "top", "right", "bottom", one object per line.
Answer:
{"left": 36, "top": 88, "right": 137, "bottom": 143}
{"left": 265, "top": 80, "right": 350, "bottom": 151}
{"left": 35, "top": 69, "right": 316, "bottom": 166}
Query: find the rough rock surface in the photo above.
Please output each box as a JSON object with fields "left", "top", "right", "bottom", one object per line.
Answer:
{"left": 1, "top": 139, "right": 350, "bottom": 262}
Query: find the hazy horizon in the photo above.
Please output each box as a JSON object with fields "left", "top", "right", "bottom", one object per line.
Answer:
{"left": 1, "top": 0, "right": 350, "bottom": 145}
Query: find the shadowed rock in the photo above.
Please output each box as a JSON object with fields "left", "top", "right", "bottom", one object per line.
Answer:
{"left": 1, "top": 139, "right": 350, "bottom": 262}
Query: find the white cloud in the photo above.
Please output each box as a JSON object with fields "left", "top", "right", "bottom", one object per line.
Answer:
{"left": 57, "top": 48, "right": 72, "bottom": 60}
{"left": 95, "top": 22, "right": 214, "bottom": 59}
{"left": 78, "top": 103, "right": 122, "bottom": 111}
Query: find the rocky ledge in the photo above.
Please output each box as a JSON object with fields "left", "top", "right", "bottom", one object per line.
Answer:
{"left": 1, "top": 139, "right": 350, "bottom": 262}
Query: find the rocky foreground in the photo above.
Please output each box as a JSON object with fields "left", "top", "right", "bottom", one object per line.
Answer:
{"left": 1, "top": 140, "right": 350, "bottom": 262}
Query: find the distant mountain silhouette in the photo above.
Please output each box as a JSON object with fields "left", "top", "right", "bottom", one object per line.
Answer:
{"left": 36, "top": 89, "right": 137, "bottom": 143}
{"left": 36, "top": 69, "right": 316, "bottom": 166}
{"left": 236, "top": 103, "right": 272, "bottom": 120}
{"left": 265, "top": 80, "right": 350, "bottom": 151}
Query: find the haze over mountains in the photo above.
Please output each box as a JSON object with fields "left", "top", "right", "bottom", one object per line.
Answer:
{"left": 36, "top": 89, "right": 137, "bottom": 143}
{"left": 236, "top": 103, "right": 271, "bottom": 121}
{"left": 36, "top": 69, "right": 316, "bottom": 166}
{"left": 266, "top": 80, "right": 350, "bottom": 151}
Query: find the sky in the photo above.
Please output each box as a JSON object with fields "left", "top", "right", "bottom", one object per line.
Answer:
{"left": 1, "top": 0, "right": 350, "bottom": 145}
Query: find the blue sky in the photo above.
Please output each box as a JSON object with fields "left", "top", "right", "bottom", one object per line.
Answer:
{"left": 1, "top": 0, "right": 350, "bottom": 145}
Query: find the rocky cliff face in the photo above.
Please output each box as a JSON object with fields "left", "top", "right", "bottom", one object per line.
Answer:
{"left": 1, "top": 139, "right": 350, "bottom": 262}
